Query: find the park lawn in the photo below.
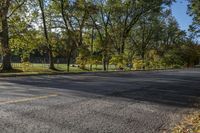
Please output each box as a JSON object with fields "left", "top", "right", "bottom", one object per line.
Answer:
{"left": 0, "top": 63, "right": 85, "bottom": 76}
{"left": 0, "top": 63, "right": 169, "bottom": 76}
{"left": 12, "top": 63, "right": 86, "bottom": 72}
{"left": 10, "top": 63, "right": 117, "bottom": 72}
{"left": 0, "top": 63, "right": 118, "bottom": 76}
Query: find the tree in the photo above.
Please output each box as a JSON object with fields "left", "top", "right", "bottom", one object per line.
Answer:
{"left": 0, "top": 0, "right": 198, "bottom": 72}
{"left": 89, "top": 0, "right": 114, "bottom": 71}
{"left": 38, "top": 0, "right": 55, "bottom": 70}
{"left": 0, "top": 0, "right": 25, "bottom": 71}
{"left": 108, "top": 0, "right": 174, "bottom": 55}
{"left": 130, "top": 13, "right": 159, "bottom": 69}
{"left": 188, "top": 0, "right": 200, "bottom": 38}
{"left": 0, "top": 0, "right": 12, "bottom": 71}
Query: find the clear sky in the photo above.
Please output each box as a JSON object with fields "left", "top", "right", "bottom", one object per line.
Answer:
{"left": 171, "top": 0, "right": 193, "bottom": 32}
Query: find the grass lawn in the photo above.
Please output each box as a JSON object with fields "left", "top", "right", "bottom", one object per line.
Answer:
{"left": 10, "top": 63, "right": 117, "bottom": 72}
{"left": 0, "top": 63, "right": 173, "bottom": 76}
{"left": 0, "top": 63, "right": 117, "bottom": 76}
{"left": 0, "top": 63, "right": 120, "bottom": 77}
{"left": 11, "top": 63, "right": 84, "bottom": 72}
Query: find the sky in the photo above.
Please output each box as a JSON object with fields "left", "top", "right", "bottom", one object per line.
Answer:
{"left": 171, "top": 0, "right": 193, "bottom": 32}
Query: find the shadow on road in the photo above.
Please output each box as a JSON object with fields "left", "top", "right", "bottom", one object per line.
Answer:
{"left": 1, "top": 70, "right": 200, "bottom": 108}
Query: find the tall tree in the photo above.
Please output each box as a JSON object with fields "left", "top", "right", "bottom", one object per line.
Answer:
{"left": 38, "top": 0, "right": 55, "bottom": 70}
{"left": 89, "top": 0, "right": 114, "bottom": 71}
{"left": 188, "top": 0, "right": 200, "bottom": 38}
{"left": 130, "top": 14, "right": 159, "bottom": 69}
{"left": 0, "top": 0, "right": 12, "bottom": 71}
{"left": 0, "top": 0, "right": 25, "bottom": 71}
{"left": 108, "top": 0, "right": 174, "bottom": 54}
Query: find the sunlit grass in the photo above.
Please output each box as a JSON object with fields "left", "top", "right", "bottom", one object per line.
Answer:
{"left": 0, "top": 63, "right": 117, "bottom": 73}
{"left": 11, "top": 63, "right": 86, "bottom": 72}
{"left": 0, "top": 63, "right": 175, "bottom": 75}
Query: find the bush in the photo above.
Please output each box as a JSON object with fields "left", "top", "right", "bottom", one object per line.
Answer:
{"left": 173, "top": 65, "right": 182, "bottom": 69}
{"left": 21, "top": 62, "right": 31, "bottom": 71}
{"left": 133, "top": 59, "right": 144, "bottom": 70}
{"left": 110, "top": 55, "right": 125, "bottom": 68}
{"left": 76, "top": 46, "right": 90, "bottom": 70}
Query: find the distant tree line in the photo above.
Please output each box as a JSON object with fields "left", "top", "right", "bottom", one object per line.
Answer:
{"left": 0, "top": 0, "right": 199, "bottom": 72}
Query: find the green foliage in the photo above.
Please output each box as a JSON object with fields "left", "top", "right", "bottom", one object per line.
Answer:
{"left": 188, "top": 0, "right": 200, "bottom": 38}
{"left": 0, "top": 0, "right": 199, "bottom": 72}
{"left": 76, "top": 46, "right": 90, "bottom": 69}
{"left": 110, "top": 55, "right": 124, "bottom": 68}
{"left": 162, "top": 49, "right": 184, "bottom": 67}
{"left": 21, "top": 62, "right": 31, "bottom": 72}
{"left": 89, "top": 53, "right": 102, "bottom": 66}
{"left": 133, "top": 58, "right": 144, "bottom": 70}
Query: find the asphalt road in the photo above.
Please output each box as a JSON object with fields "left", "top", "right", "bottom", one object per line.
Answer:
{"left": 0, "top": 69, "right": 200, "bottom": 133}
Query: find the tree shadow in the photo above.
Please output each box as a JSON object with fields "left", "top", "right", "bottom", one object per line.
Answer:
{"left": 1, "top": 71, "right": 200, "bottom": 108}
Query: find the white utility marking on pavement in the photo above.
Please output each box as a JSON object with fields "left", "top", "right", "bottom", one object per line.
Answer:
{"left": 0, "top": 94, "right": 58, "bottom": 105}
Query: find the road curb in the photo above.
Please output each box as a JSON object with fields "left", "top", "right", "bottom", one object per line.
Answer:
{"left": 0, "top": 68, "right": 189, "bottom": 77}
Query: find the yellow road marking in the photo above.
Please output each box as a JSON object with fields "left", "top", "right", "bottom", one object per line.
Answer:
{"left": 0, "top": 94, "right": 58, "bottom": 105}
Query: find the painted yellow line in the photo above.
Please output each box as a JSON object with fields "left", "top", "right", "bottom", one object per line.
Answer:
{"left": 0, "top": 94, "right": 58, "bottom": 105}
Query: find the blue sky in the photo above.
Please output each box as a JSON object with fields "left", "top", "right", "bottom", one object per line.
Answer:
{"left": 171, "top": 0, "right": 193, "bottom": 32}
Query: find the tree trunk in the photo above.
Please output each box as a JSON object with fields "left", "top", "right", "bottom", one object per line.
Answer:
{"left": 48, "top": 47, "right": 55, "bottom": 70}
{"left": 1, "top": 0, "right": 13, "bottom": 71}
{"left": 90, "top": 28, "right": 94, "bottom": 71}
{"left": 66, "top": 50, "right": 72, "bottom": 72}
{"left": 121, "top": 39, "right": 125, "bottom": 54}
{"left": 141, "top": 52, "right": 145, "bottom": 70}
{"left": 106, "top": 61, "right": 109, "bottom": 71}
{"left": 187, "top": 58, "right": 190, "bottom": 68}
{"left": 38, "top": 0, "right": 55, "bottom": 70}
{"left": 90, "top": 64, "right": 93, "bottom": 71}
{"left": 102, "top": 54, "right": 106, "bottom": 71}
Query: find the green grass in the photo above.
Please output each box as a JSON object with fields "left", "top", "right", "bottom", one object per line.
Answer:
{"left": 0, "top": 63, "right": 117, "bottom": 73}
{"left": 11, "top": 63, "right": 85, "bottom": 72}
{"left": 0, "top": 63, "right": 172, "bottom": 76}
{"left": 0, "top": 63, "right": 80, "bottom": 76}
{"left": 0, "top": 63, "right": 174, "bottom": 73}
{"left": 0, "top": 63, "right": 119, "bottom": 76}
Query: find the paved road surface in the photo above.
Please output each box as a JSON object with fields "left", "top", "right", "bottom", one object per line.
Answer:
{"left": 0, "top": 69, "right": 200, "bottom": 133}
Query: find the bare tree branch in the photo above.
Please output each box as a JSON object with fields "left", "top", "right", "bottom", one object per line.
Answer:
{"left": 7, "top": 0, "right": 26, "bottom": 18}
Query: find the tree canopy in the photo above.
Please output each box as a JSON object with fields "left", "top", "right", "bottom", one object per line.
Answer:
{"left": 0, "top": 0, "right": 199, "bottom": 72}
